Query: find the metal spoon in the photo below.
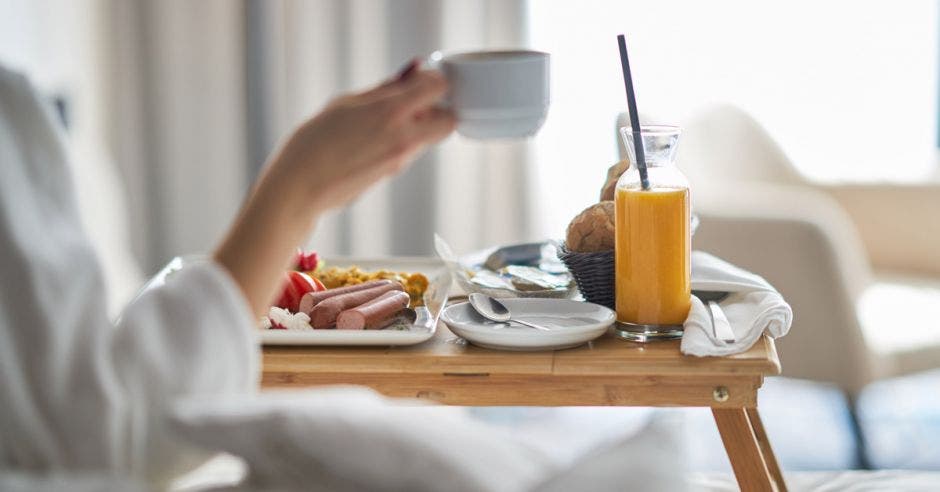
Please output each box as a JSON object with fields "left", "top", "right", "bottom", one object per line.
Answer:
{"left": 693, "top": 290, "right": 735, "bottom": 344}
{"left": 468, "top": 293, "right": 552, "bottom": 331}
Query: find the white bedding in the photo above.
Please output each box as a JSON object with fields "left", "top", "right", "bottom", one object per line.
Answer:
{"left": 4, "top": 469, "right": 936, "bottom": 492}
{"left": 167, "top": 387, "right": 687, "bottom": 492}
{"left": 689, "top": 470, "right": 940, "bottom": 491}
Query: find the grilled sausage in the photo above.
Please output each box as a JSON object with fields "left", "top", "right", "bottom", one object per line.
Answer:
{"left": 310, "top": 282, "right": 404, "bottom": 329}
{"left": 299, "top": 279, "right": 395, "bottom": 315}
{"left": 336, "top": 290, "right": 410, "bottom": 330}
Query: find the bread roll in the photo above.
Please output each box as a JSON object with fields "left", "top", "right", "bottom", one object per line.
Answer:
{"left": 565, "top": 201, "right": 615, "bottom": 252}
{"left": 600, "top": 158, "right": 630, "bottom": 201}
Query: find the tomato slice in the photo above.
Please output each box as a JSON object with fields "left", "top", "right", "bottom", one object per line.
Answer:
{"left": 274, "top": 271, "right": 322, "bottom": 312}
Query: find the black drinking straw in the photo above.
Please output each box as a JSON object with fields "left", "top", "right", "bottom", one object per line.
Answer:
{"left": 617, "top": 34, "right": 650, "bottom": 191}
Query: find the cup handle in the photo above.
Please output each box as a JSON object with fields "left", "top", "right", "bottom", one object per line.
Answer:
{"left": 422, "top": 51, "right": 450, "bottom": 110}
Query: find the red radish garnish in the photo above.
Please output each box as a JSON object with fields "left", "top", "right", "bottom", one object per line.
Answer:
{"left": 294, "top": 248, "right": 320, "bottom": 272}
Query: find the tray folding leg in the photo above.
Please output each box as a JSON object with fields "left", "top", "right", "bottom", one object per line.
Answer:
{"left": 712, "top": 407, "right": 787, "bottom": 492}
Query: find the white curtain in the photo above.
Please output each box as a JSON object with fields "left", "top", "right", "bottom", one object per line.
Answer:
{"left": 248, "top": 0, "right": 534, "bottom": 258}
{"left": 100, "top": 0, "right": 534, "bottom": 274}
{"left": 102, "top": 0, "right": 249, "bottom": 273}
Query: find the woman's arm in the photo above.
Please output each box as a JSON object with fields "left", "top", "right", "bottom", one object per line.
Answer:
{"left": 214, "top": 67, "right": 455, "bottom": 316}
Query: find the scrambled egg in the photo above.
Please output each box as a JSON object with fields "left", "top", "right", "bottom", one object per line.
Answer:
{"left": 312, "top": 266, "right": 429, "bottom": 307}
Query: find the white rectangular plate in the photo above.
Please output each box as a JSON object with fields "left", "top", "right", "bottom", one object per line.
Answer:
{"left": 259, "top": 257, "right": 449, "bottom": 346}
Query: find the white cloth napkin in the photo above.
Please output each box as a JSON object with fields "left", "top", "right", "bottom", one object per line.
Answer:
{"left": 681, "top": 252, "right": 792, "bottom": 357}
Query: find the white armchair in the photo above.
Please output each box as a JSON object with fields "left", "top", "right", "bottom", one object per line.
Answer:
{"left": 617, "top": 106, "right": 940, "bottom": 394}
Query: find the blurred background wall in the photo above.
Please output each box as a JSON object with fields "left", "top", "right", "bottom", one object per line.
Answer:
{"left": 0, "top": 0, "right": 937, "bottom": 308}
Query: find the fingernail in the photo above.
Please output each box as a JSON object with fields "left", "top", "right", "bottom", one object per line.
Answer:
{"left": 396, "top": 59, "right": 419, "bottom": 82}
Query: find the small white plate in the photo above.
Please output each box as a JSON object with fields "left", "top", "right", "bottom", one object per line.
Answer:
{"left": 441, "top": 298, "right": 615, "bottom": 351}
{"left": 260, "top": 258, "right": 452, "bottom": 346}
{"left": 260, "top": 309, "right": 436, "bottom": 346}
{"left": 138, "top": 256, "right": 451, "bottom": 347}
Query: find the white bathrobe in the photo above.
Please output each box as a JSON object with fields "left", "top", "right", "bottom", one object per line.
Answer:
{"left": 0, "top": 66, "right": 259, "bottom": 485}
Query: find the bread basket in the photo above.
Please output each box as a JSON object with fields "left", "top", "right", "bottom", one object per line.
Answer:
{"left": 556, "top": 244, "right": 615, "bottom": 309}
{"left": 558, "top": 212, "right": 700, "bottom": 310}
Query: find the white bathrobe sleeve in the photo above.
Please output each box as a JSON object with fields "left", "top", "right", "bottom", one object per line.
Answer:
{"left": 0, "top": 66, "right": 259, "bottom": 483}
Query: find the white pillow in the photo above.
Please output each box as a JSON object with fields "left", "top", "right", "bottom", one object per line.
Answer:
{"left": 533, "top": 415, "right": 688, "bottom": 492}
{"left": 0, "top": 472, "right": 145, "bottom": 492}
{"left": 170, "top": 387, "right": 688, "bottom": 492}
{"left": 170, "top": 386, "right": 557, "bottom": 492}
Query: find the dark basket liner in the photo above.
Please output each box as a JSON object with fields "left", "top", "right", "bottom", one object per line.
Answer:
{"left": 557, "top": 244, "right": 615, "bottom": 310}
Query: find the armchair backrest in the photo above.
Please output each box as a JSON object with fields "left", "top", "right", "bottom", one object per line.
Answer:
{"left": 691, "top": 184, "right": 877, "bottom": 393}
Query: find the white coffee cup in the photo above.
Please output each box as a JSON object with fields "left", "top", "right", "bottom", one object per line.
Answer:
{"left": 431, "top": 50, "right": 550, "bottom": 139}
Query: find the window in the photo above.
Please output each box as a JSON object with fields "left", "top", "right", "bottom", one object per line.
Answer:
{"left": 527, "top": 0, "right": 937, "bottom": 237}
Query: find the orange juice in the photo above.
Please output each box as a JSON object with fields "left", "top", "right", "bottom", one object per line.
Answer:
{"left": 615, "top": 187, "right": 691, "bottom": 325}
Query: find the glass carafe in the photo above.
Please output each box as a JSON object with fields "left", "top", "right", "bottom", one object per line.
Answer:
{"left": 614, "top": 125, "right": 691, "bottom": 341}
